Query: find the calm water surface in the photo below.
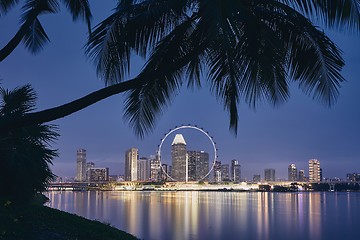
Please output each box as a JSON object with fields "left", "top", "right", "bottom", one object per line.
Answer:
{"left": 47, "top": 191, "right": 359, "bottom": 240}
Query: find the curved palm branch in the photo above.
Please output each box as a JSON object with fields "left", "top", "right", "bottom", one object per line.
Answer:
{"left": 86, "top": 0, "right": 358, "bottom": 137}
{"left": 0, "top": 0, "right": 92, "bottom": 61}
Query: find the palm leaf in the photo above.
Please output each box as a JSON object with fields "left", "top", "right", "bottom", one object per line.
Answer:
{"left": 61, "top": 0, "right": 92, "bottom": 33}
{"left": 0, "top": 0, "right": 19, "bottom": 15}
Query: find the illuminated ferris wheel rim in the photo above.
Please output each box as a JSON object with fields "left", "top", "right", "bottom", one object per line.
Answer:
{"left": 157, "top": 125, "right": 217, "bottom": 181}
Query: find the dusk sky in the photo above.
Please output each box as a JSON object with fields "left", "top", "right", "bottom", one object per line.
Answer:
{"left": 1, "top": 1, "right": 359, "bottom": 180}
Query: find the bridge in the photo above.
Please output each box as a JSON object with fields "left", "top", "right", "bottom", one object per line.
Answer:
{"left": 48, "top": 181, "right": 360, "bottom": 192}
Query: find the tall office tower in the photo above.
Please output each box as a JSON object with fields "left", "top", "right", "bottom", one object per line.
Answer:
{"left": 187, "top": 150, "right": 210, "bottom": 181}
{"left": 88, "top": 167, "right": 109, "bottom": 182}
{"left": 298, "top": 170, "right": 305, "bottom": 181}
{"left": 288, "top": 163, "right": 297, "bottom": 181}
{"left": 253, "top": 174, "right": 261, "bottom": 182}
{"left": 264, "top": 168, "right": 276, "bottom": 181}
{"left": 137, "top": 157, "right": 150, "bottom": 181}
{"left": 231, "top": 159, "right": 241, "bottom": 182}
{"left": 76, "top": 149, "right": 87, "bottom": 182}
{"left": 221, "top": 164, "right": 230, "bottom": 181}
{"left": 150, "top": 154, "right": 161, "bottom": 181}
{"left": 86, "top": 162, "right": 95, "bottom": 181}
{"left": 171, "top": 134, "right": 187, "bottom": 181}
{"left": 309, "top": 159, "right": 321, "bottom": 182}
{"left": 213, "top": 160, "right": 222, "bottom": 182}
{"left": 125, "top": 148, "right": 138, "bottom": 181}
{"left": 161, "top": 164, "right": 168, "bottom": 181}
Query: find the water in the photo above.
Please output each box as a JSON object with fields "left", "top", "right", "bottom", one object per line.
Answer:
{"left": 46, "top": 191, "right": 360, "bottom": 240}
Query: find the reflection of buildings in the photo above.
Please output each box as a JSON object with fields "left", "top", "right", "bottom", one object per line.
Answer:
{"left": 137, "top": 157, "right": 150, "bottom": 181}
{"left": 125, "top": 148, "right": 138, "bottom": 181}
{"left": 76, "top": 149, "right": 87, "bottom": 182}
{"left": 171, "top": 134, "right": 187, "bottom": 181}
{"left": 288, "top": 163, "right": 297, "bottom": 181}
{"left": 231, "top": 159, "right": 241, "bottom": 182}
{"left": 309, "top": 159, "right": 321, "bottom": 182}
{"left": 264, "top": 169, "right": 275, "bottom": 181}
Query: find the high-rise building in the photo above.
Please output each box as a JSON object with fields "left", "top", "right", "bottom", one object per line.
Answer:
{"left": 171, "top": 134, "right": 187, "bottom": 181}
{"left": 150, "top": 154, "right": 161, "bottom": 181}
{"left": 264, "top": 168, "right": 275, "bottom": 181}
{"left": 125, "top": 148, "right": 138, "bottom": 181}
{"left": 88, "top": 167, "right": 109, "bottom": 182}
{"left": 288, "top": 163, "right": 297, "bottom": 181}
{"left": 137, "top": 157, "right": 150, "bottom": 181}
{"left": 231, "top": 159, "right": 241, "bottom": 182}
{"left": 309, "top": 159, "right": 321, "bottom": 182}
{"left": 346, "top": 173, "right": 360, "bottom": 182}
{"left": 253, "top": 174, "right": 261, "bottom": 182}
{"left": 298, "top": 170, "right": 305, "bottom": 182}
{"left": 160, "top": 163, "right": 168, "bottom": 181}
{"left": 76, "top": 149, "right": 86, "bottom": 182}
{"left": 213, "top": 160, "right": 222, "bottom": 182}
{"left": 221, "top": 164, "right": 230, "bottom": 181}
{"left": 86, "top": 161, "right": 95, "bottom": 181}
{"left": 187, "top": 150, "right": 210, "bottom": 181}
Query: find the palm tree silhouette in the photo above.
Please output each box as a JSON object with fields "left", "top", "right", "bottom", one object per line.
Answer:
{"left": 0, "top": 0, "right": 359, "bottom": 137}
{"left": 0, "top": 0, "right": 92, "bottom": 61}
{"left": 0, "top": 85, "right": 58, "bottom": 202}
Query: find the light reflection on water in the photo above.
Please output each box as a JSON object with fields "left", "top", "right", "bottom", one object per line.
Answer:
{"left": 46, "top": 191, "right": 360, "bottom": 240}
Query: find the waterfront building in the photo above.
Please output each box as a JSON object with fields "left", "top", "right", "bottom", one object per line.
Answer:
{"left": 137, "top": 157, "right": 150, "bottom": 181}
{"left": 187, "top": 150, "right": 210, "bottom": 181}
{"left": 86, "top": 162, "right": 95, "bottom": 181}
{"left": 264, "top": 168, "right": 275, "bottom": 181}
{"left": 298, "top": 170, "right": 305, "bottom": 181}
{"left": 309, "top": 159, "right": 321, "bottom": 182}
{"left": 221, "top": 164, "right": 230, "bottom": 181}
{"left": 213, "top": 160, "right": 222, "bottom": 182}
{"left": 231, "top": 159, "right": 241, "bottom": 182}
{"left": 253, "top": 174, "right": 261, "bottom": 182}
{"left": 346, "top": 173, "right": 360, "bottom": 182}
{"left": 76, "top": 149, "right": 87, "bottom": 182}
{"left": 161, "top": 164, "right": 168, "bottom": 181}
{"left": 88, "top": 167, "right": 109, "bottom": 182}
{"left": 288, "top": 163, "right": 297, "bottom": 181}
{"left": 125, "top": 148, "right": 138, "bottom": 181}
{"left": 150, "top": 154, "right": 161, "bottom": 181}
{"left": 171, "top": 134, "right": 187, "bottom": 181}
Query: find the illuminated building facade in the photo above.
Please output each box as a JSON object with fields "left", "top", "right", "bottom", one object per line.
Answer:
{"left": 125, "top": 148, "right": 138, "bottom": 181}
{"left": 309, "top": 159, "right": 321, "bottom": 182}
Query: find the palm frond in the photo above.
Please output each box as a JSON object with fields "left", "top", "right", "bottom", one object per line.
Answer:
{"left": 280, "top": 0, "right": 360, "bottom": 32}
{"left": 22, "top": 17, "right": 50, "bottom": 53}
{"left": 0, "top": 84, "right": 37, "bottom": 116}
{"left": 0, "top": 0, "right": 19, "bottom": 15}
{"left": 61, "top": 0, "right": 92, "bottom": 33}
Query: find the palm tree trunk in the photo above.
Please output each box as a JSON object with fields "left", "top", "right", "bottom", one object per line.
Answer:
{"left": 0, "top": 10, "right": 39, "bottom": 62}
{"left": 0, "top": 77, "right": 143, "bottom": 130}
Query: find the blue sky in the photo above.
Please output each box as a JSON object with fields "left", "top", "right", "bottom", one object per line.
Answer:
{"left": 1, "top": 1, "right": 359, "bottom": 180}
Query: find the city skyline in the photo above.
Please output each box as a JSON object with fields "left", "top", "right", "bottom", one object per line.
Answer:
{"left": 1, "top": 1, "right": 359, "bottom": 180}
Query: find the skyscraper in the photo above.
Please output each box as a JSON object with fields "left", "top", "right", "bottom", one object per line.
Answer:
{"left": 298, "top": 170, "right": 305, "bottom": 182}
{"left": 137, "top": 157, "right": 150, "bottom": 181}
{"left": 309, "top": 159, "right": 321, "bottom": 182}
{"left": 125, "top": 148, "right": 138, "bottom": 181}
{"left": 213, "top": 160, "right": 222, "bottom": 182}
{"left": 221, "top": 164, "right": 230, "bottom": 181}
{"left": 231, "top": 159, "right": 241, "bottom": 182}
{"left": 88, "top": 167, "right": 109, "bottom": 182}
{"left": 171, "top": 134, "right": 187, "bottom": 181}
{"left": 264, "top": 168, "right": 275, "bottom": 181}
{"left": 187, "top": 150, "right": 210, "bottom": 181}
{"left": 288, "top": 163, "right": 297, "bottom": 181}
{"left": 150, "top": 154, "right": 161, "bottom": 181}
{"left": 76, "top": 149, "right": 86, "bottom": 182}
